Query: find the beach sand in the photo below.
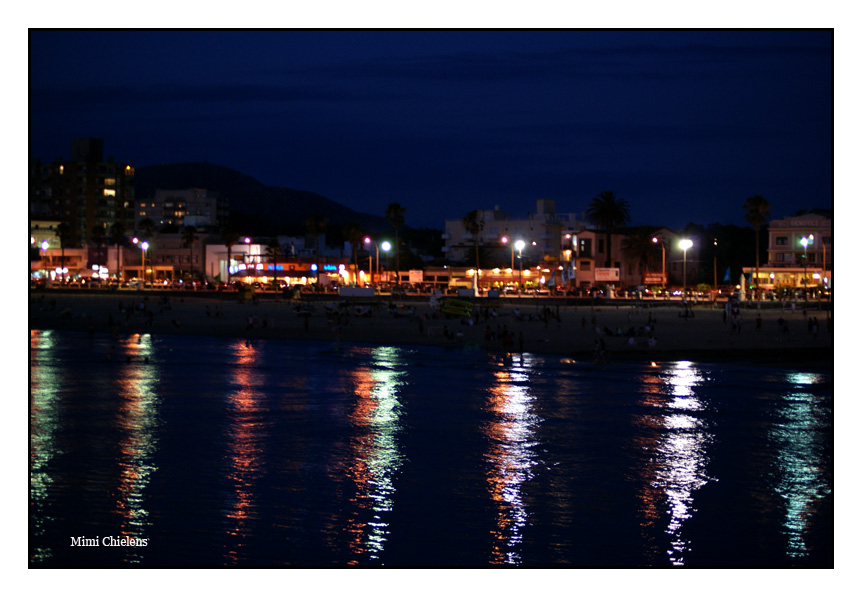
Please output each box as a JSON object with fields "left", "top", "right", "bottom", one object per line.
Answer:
{"left": 29, "top": 291, "right": 833, "bottom": 365}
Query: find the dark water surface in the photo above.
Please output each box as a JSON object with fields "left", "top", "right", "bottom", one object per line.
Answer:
{"left": 29, "top": 329, "right": 833, "bottom": 567}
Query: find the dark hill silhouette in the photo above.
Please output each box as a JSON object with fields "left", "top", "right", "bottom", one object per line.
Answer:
{"left": 134, "top": 162, "right": 390, "bottom": 235}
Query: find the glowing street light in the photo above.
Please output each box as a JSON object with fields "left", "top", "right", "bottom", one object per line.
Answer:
{"left": 680, "top": 239, "right": 693, "bottom": 291}
{"left": 652, "top": 236, "right": 666, "bottom": 287}
{"left": 364, "top": 237, "right": 391, "bottom": 286}
{"left": 381, "top": 240, "right": 392, "bottom": 283}
{"left": 801, "top": 234, "right": 813, "bottom": 291}
{"left": 515, "top": 240, "right": 526, "bottom": 288}
{"left": 134, "top": 239, "right": 149, "bottom": 283}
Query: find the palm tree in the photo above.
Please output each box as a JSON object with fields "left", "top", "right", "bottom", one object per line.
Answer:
{"left": 265, "top": 237, "right": 282, "bottom": 265}
{"left": 305, "top": 213, "right": 329, "bottom": 271}
{"left": 220, "top": 228, "right": 240, "bottom": 285}
{"left": 182, "top": 225, "right": 198, "bottom": 279}
{"left": 742, "top": 194, "right": 771, "bottom": 292}
{"left": 621, "top": 226, "right": 657, "bottom": 285}
{"left": 90, "top": 224, "right": 107, "bottom": 271}
{"left": 462, "top": 209, "right": 483, "bottom": 271}
{"left": 342, "top": 221, "right": 365, "bottom": 285}
{"left": 138, "top": 217, "right": 156, "bottom": 241}
{"left": 586, "top": 191, "right": 631, "bottom": 268}
{"left": 55, "top": 221, "right": 73, "bottom": 284}
{"left": 385, "top": 203, "right": 406, "bottom": 279}
{"left": 109, "top": 222, "right": 126, "bottom": 282}
{"left": 265, "top": 238, "right": 282, "bottom": 289}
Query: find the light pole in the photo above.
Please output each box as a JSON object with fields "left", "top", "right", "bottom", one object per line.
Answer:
{"left": 713, "top": 238, "right": 718, "bottom": 290}
{"left": 515, "top": 239, "right": 525, "bottom": 289}
{"left": 652, "top": 236, "right": 666, "bottom": 288}
{"left": 141, "top": 240, "right": 149, "bottom": 283}
{"left": 363, "top": 237, "right": 374, "bottom": 286}
{"left": 40, "top": 240, "right": 49, "bottom": 278}
{"left": 501, "top": 236, "right": 515, "bottom": 270}
{"left": 680, "top": 239, "right": 693, "bottom": 293}
{"left": 381, "top": 241, "right": 391, "bottom": 284}
{"left": 801, "top": 235, "right": 812, "bottom": 295}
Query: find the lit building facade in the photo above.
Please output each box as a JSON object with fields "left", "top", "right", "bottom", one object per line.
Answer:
{"left": 744, "top": 211, "right": 832, "bottom": 290}
{"left": 29, "top": 138, "right": 135, "bottom": 247}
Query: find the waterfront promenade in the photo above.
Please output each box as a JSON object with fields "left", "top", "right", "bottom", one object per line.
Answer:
{"left": 29, "top": 291, "right": 833, "bottom": 364}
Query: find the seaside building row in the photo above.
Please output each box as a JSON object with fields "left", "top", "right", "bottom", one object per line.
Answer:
{"left": 29, "top": 139, "right": 832, "bottom": 294}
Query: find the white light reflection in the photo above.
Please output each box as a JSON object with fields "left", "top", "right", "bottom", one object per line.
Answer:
{"left": 636, "top": 361, "right": 714, "bottom": 566}
{"left": 114, "top": 333, "right": 161, "bottom": 563}
{"left": 485, "top": 354, "right": 542, "bottom": 565}
{"left": 345, "top": 346, "right": 406, "bottom": 563}
{"left": 770, "top": 372, "right": 831, "bottom": 559}
{"left": 29, "top": 330, "right": 61, "bottom": 563}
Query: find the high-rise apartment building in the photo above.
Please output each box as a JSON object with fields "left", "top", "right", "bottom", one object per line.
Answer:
{"left": 29, "top": 138, "right": 135, "bottom": 247}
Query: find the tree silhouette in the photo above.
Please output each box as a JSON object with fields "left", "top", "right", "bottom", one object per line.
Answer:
{"left": 220, "top": 228, "right": 240, "bottom": 285}
{"left": 182, "top": 225, "right": 198, "bottom": 279}
{"left": 305, "top": 213, "right": 329, "bottom": 272}
{"left": 342, "top": 221, "right": 365, "bottom": 285}
{"left": 742, "top": 194, "right": 771, "bottom": 292}
{"left": 586, "top": 191, "right": 631, "bottom": 268}
{"left": 55, "top": 221, "right": 73, "bottom": 284}
{"left": 90, "top": 224, "right": 107, "bottom": 272}
{"left": 138, "top": 218, "right": 156, "bottom": 241}
{"left": 385, "top": 203, "right": 406, "bottom": 280}
{"left": 462, "top": 209, "right": 483, "bottom": 271}
{"left": 265, "top": 238, "right": 282, "bottom": 289}
{"left": 109, "top": 222, "right": 126, "bottom": 282}
{"left": 621, "top": 226, "right": 658, "bottom": 285}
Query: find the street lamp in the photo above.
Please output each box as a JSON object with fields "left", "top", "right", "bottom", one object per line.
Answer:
{"left": 364, "top": 237, "right": 390, "bottom": 287}
{"left": 652, "top": 236, "right": 666, "bottom": 287}
{"left": 680, "top": 239, "right": 693, "bottom": 292}
{"left": 801, "top": 235, "right": 812, "bottom": 294}
{"left": 501, "top": 236, "right": 514, "bottom": 270}
{"left": 515, "top": 239, "right": 526, "bottom": 289}
{"left": 39, "top": 239, "right": 49, "bottom": 279}
{"left": 381, "top": 241, "right": 392, "bottom": 284}
{"left": 141, "top": 240, "right": 149, "bottom": 283}
{"left": 363, "top": 237, "right": 374, "bottom": 286}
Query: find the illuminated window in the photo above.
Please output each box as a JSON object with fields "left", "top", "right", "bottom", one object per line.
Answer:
{"left": 104, "top": 178, "right": 116, "bottom": 186}
{"left": 103, "top": 189, "right": 116, "bottom": 197}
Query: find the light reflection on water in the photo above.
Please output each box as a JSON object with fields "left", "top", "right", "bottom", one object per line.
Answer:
{"left": 29, "top": 330, "right": 61, "bottom": 563}
{"left": 770, "top": 372, "right": 832, "bottom": 559}
{"left": 223, "top": 339, "right": 268, "bottom": 565}
{"left": 342, "top": 346, "right": 407, "bottom": 564}
{"left": 29, "top": 331, "right": 832, "bottom": 567}
{"left": 634, "top": 361, "right": 714, "bottom": 566}
{"left": 483, "top": 354, "right": 541, "bottom": 565}
{"left": 114, "top": 333, "right": 160, "bottom": 564}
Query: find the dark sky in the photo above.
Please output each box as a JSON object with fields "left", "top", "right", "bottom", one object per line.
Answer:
{"left": 29, "top": 30, "right": 833, "bottom": 231}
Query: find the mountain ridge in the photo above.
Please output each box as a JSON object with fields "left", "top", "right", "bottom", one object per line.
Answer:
{"left": 134, "top": 162, "right": 392, "bottom": 235}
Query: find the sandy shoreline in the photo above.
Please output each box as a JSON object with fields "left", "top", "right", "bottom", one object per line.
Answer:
{"left": 29, "top": 291, "right": 833, "bottom": 366}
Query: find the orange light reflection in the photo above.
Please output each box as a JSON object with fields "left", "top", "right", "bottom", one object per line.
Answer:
{"left": 223, "top": 340, "right": 267, "bottom": 565}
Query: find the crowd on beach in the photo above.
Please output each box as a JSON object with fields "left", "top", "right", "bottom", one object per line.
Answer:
{"left": 29, "top": 291, "right": 832, "bottom": 363}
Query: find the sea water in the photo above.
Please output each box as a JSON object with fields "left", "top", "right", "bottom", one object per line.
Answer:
{"left": 29, "top": 329, "right": 833, "bottom": 567}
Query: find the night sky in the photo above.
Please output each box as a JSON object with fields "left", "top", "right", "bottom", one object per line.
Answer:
{"left": 29, "top": 29, "right": 832, "bottom": 230}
